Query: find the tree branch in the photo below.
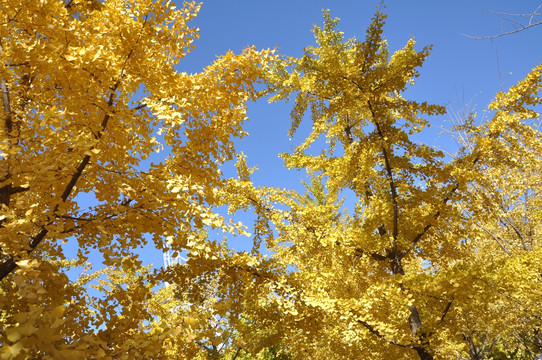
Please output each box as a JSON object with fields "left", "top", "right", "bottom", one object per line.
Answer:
{"left": 231, "top": 347, "right": 243, "bottom": 360}
{"left": 367, "top": 100, "right": 403, "bottom": 274}
{"left": 357, "top": 319, "right": 410, "bottom": 349}
{"left": 477, "top": 223, "right": 512, "bottom": 255}
{"left": 463, "top": 21, "right": 542, "bottom": 39}
{"left": 0, "top": 85, "right": 118, "bottom": 281}
{"left": 463, "top": 4, "right": 542, "bottom": 39}
{"left": 368, "top": 101, "right": 399, "bottom": 244}
{"left": 429, "top": 298, "right": 454, "bottom": 337}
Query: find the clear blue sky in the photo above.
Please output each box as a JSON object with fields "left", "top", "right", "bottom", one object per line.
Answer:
{"left": 146, "top": 1, "right": 542, "bottom": 267}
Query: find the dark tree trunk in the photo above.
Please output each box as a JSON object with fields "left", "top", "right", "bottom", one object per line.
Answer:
{"left": 414, "top": 346, "right": 434, "bottom": 360}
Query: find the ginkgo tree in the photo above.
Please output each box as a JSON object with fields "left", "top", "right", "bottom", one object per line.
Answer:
{"left": 2, "top": 0, "right": 542, "bottom": 359}
{"left": 218, "top": 9, "right": 542, "bottom": 360}
{"left": 0, "top": 0, "right": 274, "bottom": 358}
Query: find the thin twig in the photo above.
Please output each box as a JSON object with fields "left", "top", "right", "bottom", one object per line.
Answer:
{"left": 463, "top": 4, "right": 542, "bottom": 39}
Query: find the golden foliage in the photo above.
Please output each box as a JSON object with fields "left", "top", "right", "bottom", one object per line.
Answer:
{"left": 0, "top": 0, "right": 273, "bottom": 358}
{"left": 224, "top": 8, "right": 542, "bottom": 360}
{"left": 2, "top": 2, "right": 542, "bottom": 360}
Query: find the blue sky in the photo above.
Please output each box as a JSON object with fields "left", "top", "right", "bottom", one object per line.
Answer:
{"left": 139, "top": 1, "right": 542, "bottom": 268}
{"left": 179, "top": 0, "right": 541, "bottom": 189}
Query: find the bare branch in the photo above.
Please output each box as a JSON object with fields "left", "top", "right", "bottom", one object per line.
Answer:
{"left": 463, "top": 4, "right": 542, "bottom": 39}
{"left": 463, "top": 21, "right": 542, "bottom": 39}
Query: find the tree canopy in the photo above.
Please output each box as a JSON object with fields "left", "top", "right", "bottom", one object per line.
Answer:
{"left": 0, "top": 0, "right": 272, "bottom": 357}
{"left": 1, "top": 1, "right": 542, "bottom": 359}
{"left": 241, "top": 9, "right": 542, "bottom": 359}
